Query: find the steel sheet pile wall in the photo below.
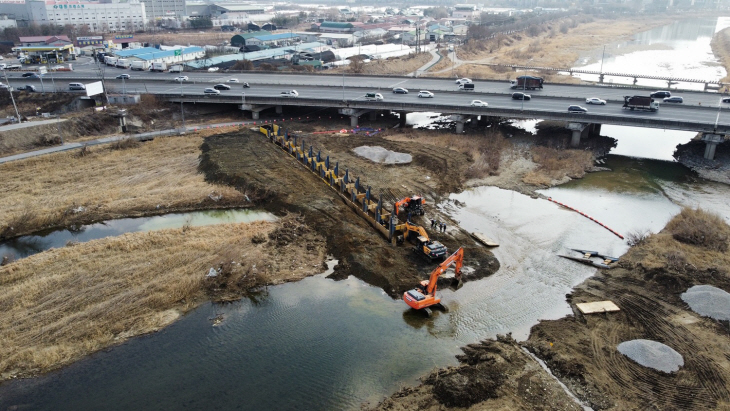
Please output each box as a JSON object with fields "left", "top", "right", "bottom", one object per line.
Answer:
{"left": 260, "top": 125, "right": 401, "bottom": 243}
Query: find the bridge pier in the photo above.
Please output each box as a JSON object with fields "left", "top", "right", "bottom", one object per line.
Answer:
{"left": 369, "top": 110, "right": 378, "bottom": 121}
{"left": 450, "top": 114, "right": 470, "bottom": 133}
{"left": 399, "top": 111, "right": 408, "bottom": 127}
{"left": 276, "top": 105, "right": 283, "bottom": 114}
{"left": 338, "top": 108, "right": 373, "bottom": 128}
{"left": 567, "top": 122, "right": 589, "bottom": 147}
{"left": 240, "top": 104, "right": 274, "bottom": 120}
{"left": 702, "top": 133, "right": 725, "bottom": 160}
{"left": 589, "top": 123, "right": 602, "bottom": 137}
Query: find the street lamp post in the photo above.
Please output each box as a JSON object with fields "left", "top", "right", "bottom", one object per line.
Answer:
{"left": 3, "top": 69, "right": 21, "bottom": 122}
{"left": 521, "top": 76, "right": 526, "bottom": 111}
{"left": 180, "top": 81, "right": 185, "bottom": 132}
{"left": 242, "top": 91, "right": 245, "bottom": 105}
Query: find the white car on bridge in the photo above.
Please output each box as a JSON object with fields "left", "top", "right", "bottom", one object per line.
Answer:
{"left": 470, "top": 100, "right": 488, "bottom": 107}
{"left": 455, "top": 78, "right": 472, "bottom": 85}
{"left": 417, "top": 90, "right": 434, "bottom": 98}
{"left": 281, "top": 90, "right": 299, "bottom": 97}
{"left": 585, "top": 97, "right": 606, "bottom": 105}
{"left": 175, "top": 76, "right": 189, "bottom": 82}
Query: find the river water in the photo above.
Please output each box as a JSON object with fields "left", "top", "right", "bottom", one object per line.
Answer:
{"left": 0, "top": 209, "right": 277, "bottom": 261}
{"left": 2, "top": 17, "right": 730, "bottom": 411}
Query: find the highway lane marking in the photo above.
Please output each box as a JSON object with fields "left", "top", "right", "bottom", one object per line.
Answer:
{"left": 388, "top": 79, "right": 409, "bottom": 88}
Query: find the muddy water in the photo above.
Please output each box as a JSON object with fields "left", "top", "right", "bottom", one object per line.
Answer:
{"left": 0, "top": 209, "right": 276, "bottom": 260}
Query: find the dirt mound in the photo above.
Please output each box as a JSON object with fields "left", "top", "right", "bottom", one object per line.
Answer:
{"left": 197, "top": 128, "right": 499, "bottom": 297}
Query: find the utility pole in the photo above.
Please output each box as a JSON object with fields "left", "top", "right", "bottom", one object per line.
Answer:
{"left": 3, "top": 70, "right": 21, "bottom": 122}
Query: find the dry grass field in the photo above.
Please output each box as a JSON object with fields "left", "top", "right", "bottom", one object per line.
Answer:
{"left": 424, "top": 16, "right": 677, "bottom": 82}
{"left": 0, "top": 134, "right": 246, "bottom": 240}
{"left": 0, "top": 216, "right": 326, "bottom": 380}
{"left": 711, "top": 27, "right": 730, "bottom": 86}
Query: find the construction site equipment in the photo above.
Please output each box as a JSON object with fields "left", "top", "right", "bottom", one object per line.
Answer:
{"left": 394, "top": 195, "right": 425, "bottom": 216}
{"left": 403, "top": 247, "right": 464, "bottom": 316}
{"left": 559, "top": 249, "right": 618, "bottom": 269}
{"left": 471, "top": 232, "right": 498, "bottom": 247}
{"left": 397, "top": 222, "right": 447, "bottom": 262}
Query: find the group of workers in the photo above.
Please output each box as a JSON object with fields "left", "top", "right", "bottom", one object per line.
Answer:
{"left": 430, "top": 219, "right": 447, "bottom": 233}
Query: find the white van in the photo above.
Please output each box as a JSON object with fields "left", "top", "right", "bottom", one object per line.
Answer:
{"left": 365, "top": 92, "right": 383, "bottom": 101}
{"left": 68, "top": 83, "right": 86, "bottom": 91}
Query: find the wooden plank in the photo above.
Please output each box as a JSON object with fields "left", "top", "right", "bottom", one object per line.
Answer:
{"left": 576, "top": 301, "right": 620, "bottom": 314}
{"left": 471, "top": 232, "right": 499, "bottom": 247}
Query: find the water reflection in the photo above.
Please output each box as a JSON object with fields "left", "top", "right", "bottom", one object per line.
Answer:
{"left": 0, "top": 209, "right": 277, "bottom": 261}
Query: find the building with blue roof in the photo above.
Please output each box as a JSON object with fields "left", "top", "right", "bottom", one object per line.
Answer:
{"left": 117, "top": 46, "right": 206, "bottom": 65}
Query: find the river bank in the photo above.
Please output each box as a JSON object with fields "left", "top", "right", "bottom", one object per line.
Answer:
{"left": 373, "top": 208, "right": 730, "bottom": 410}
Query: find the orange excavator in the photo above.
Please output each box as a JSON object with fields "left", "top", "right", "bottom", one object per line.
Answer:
{"left": 394, "top": 195, "right": 425, "bottom": 216}
{"left": 403, "top": 247, "right": 463, "bottom": 316}
{"left": 398, "top": 221, "right": 448, "bottom": 262}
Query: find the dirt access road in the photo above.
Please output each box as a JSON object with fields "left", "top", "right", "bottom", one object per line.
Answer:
{"left": 199, "top": 127, "right": 500, "bottom": 296}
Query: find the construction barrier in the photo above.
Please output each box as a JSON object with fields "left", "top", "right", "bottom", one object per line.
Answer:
{"left": 546, "top": 197, "right": 624, "bottom": 240}
{"left": 259, "top": 126, "right": 414, "bottom": 244}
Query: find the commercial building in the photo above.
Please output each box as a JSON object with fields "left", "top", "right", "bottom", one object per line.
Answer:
{"left": 141, "top": 0, "right": 186, "bottom": 19}
{"left": 2, "top": 0, "right": 147, "bottom": 32}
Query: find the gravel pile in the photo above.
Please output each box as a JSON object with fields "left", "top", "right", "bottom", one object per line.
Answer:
{"left": 681, "top": 284, "right": 730, "bottom": 321}
{"left": 617, "top": 339, "right": 684, "bottom": 373}
{"left": 353, "top": 146, "right": 412, "bottom": 164}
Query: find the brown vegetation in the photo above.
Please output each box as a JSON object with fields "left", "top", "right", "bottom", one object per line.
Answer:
{"left": 0, "top": 135, "right": 246, "bottom": 240}
{"left": 710, "top": 27, "right": 730, "bottom": 86}
{"left": 522, "top": 146, "right": 593, "bottom": 186}
{"left": 0, "top": 216, "right": 327, "bottom": 380}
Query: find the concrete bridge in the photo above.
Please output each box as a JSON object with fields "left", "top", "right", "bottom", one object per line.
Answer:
{"left": 158, "top": 93, "right": 730, "bottom": 160}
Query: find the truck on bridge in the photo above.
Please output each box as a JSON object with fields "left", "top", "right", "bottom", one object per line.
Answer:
{"left": 510, "top": 75, "right": 544, "bottom": 90}
{"left": 623, "top": 96, "right": 659, "bottom": 112}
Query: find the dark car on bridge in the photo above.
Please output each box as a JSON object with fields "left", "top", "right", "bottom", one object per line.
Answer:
{"left": 213, "top": 84, "right": 231, "bottom": 91}
{"left": 512, "top": 92, "right": 531, "bottom": 100}
{"left": 392, "top": 87, "right": 408, "bottom": 94}
{"left": 568, "top": 105, "right": 588, "bottom": 113}
{"left": 723, "top": 97, "right": 730, "bottom": 103}
{"left": 663, "top": 96, "right": 683, "bottom": 103}
{"left": 650, "top": 90, "right": 671, "bottom": 98}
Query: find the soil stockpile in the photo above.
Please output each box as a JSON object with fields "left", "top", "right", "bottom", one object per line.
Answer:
{"left": 198, "top": 128, "right": 500, "bottom": 296}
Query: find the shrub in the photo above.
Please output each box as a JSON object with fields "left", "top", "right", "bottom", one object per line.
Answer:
{"left": 626, "top": 229, "right": 651, "bottom": 247}
{"left": 666, "top": 208, "right": 729, "bottom": 252}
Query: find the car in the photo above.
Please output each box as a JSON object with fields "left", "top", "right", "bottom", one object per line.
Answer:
{"left": 392, "top": 87, "right": 409, "bottom": 94}
{"left": 511, "top": 92, "right": 531, "bottom": 100}
{"left": 723, "top": 97, "right": 730, "bottom": 103}
{"left": 280, "top": 90, "right": 299, "bottom": 97}
{"left": 116, "top": 74, "right": 131, "bottom": 80}
{"left": 5, "top": 64, "right": 21, "bottom": 70}
{"left": 213, "top": 83, "right": 231, "bottom": 90}
{"left": 227, "top": 78, "right": 239, "bottom": 83}
{"left": 663, "top": 96, "right": 683, "bottom": 103}
{"left": 208, "top": 67, "right": 219, "bottom": 72}
{"left": 0, "top": 64, "right": 6, "bottom": 70}
{"left": 585, "top": 97, "right": 606, "bottom": 105}
{"left": 470, "top": 100, "right": 488, "bottom": 107}
{"left": 203, "top": 88, "right": 221, "bottom": 94}
{"left": 21, "top": 72, "right": 35, "bottom": 77}
{"left": 17, "top": 85, "right": 36, "bottom": 92}
{"left": 417, "top": 90, "right": 434, "bottom": 98}
{"left": 568, "top": 105, "right": 588, "bottom": 113}
{"left": 174, "top": 76, "right": 189, "bottom": 82}
{"left": 650, "top": 90, "right": 671, "bottom": 98}
{"left": 455, "top": 78, "right": 472, "bottom": 85}
{"left": 365, "top": 92, "right": 383, "bottom": 101}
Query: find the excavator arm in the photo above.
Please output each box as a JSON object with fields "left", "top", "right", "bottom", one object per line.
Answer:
{"left": 425, "top": 247, "right": 463, "bottom": 296}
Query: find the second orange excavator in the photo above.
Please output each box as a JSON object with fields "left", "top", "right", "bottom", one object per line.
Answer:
{"left": 394, "top": 195, "right": 426, "bottom": 216}
{"left": 403, "top": 247, "right": 463, "bottom": 316}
